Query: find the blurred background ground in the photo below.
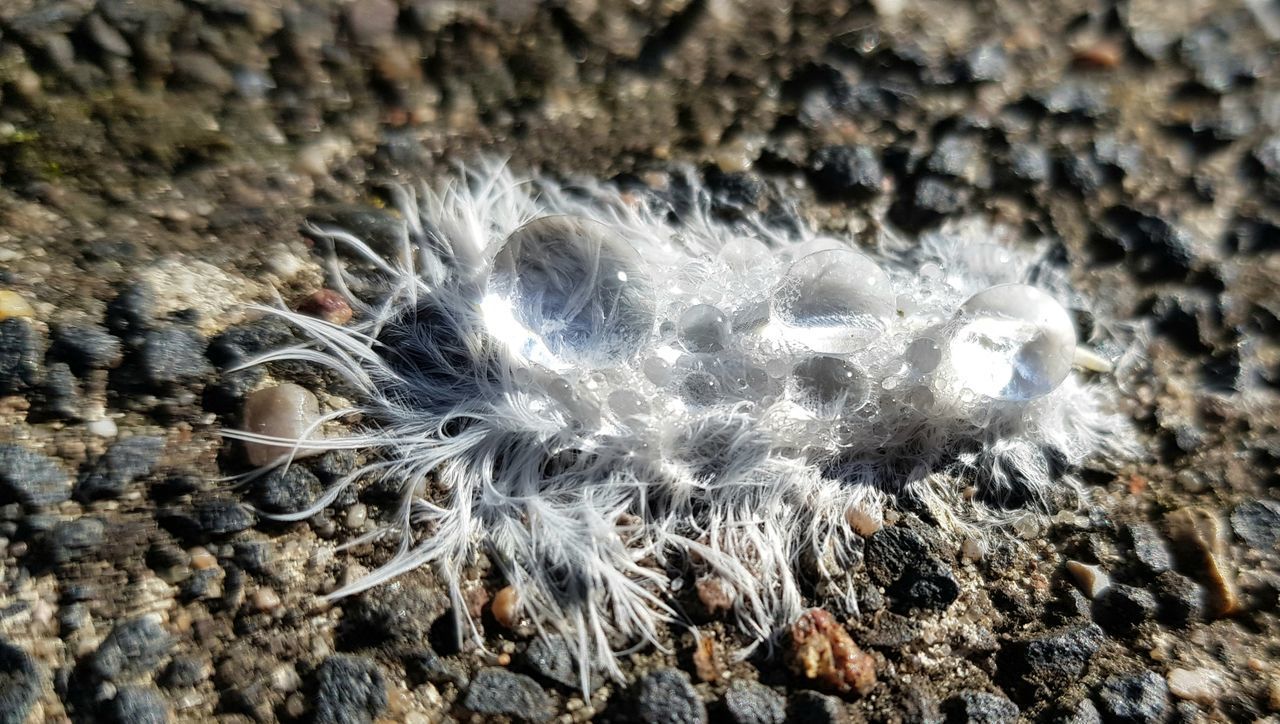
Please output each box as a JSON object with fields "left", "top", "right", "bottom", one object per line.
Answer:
{"left": 0, "top": 0, "right": 1278, "bottom": 722}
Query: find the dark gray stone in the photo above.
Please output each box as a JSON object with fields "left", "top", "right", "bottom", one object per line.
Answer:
{"left": 808, "top": 145, "right": 883, "bottom": 198}
{"left": 1062, "top": 154, "right": 1110, "bottom": 195}
{"left": 861, "top": 611, "right": 924, "bottom": 648}
{"left": 406, "top": 648, "right": 467, "bottom": 688}
{"left": 1230, "top": 500, "right": 1280, "bottom": 550}
{"left": 105, "top": 282, "right": 155, "bottom": 336}
{"left": 252, "top": 465, "right": 322, "bottom": 514}
{"left": 0, "top": 639, "right": 40, "bottom": 724}
{"left": 191, "top": 500, "right": 254, "bottom": 536}
{"left": 0, "top": 318, "right": 40, "bottom": 395}
{"left": 1095, "top": 671, "right": 1169, "bottom": 724}
{"left": 1059, "top": 698, "right": 1102, "bottom": 724}
{"left": 706, "top": 169, "right": 765, "bottom": 213}
{"left": 997, "top": 623, "right": 1104, "bottom": 702}
{"left": 75, "top": 436, "right": 165, "bottom": 502}
{"left": 159, "top": 657, "right": 206, "bottom": 689}
{"left": 313, "top": 655, "right": 386, "bottom": 724}
{"left": 107, "top": 685, "right": 168, "bottom": 724}
{"left": 207, "top": 317, "right": 296, "bottom": 368}
{"left": 888, "top": 558, "right": 960, "bottom": 613}
{"left": 723, "top": 679, "right": 785, "bottom": 724}
{"left": 35, "top": 362, "right": 80, "bottom": 419}
{"left": 0, "top": 444, "right": 72, "bottom": 507}
{"left": 524, "top": 634, "right": 601, "bottom": 691}
{"left": 787, "top": 691, "right": 843, "bottom": 724}
{"left": 942, "top": 690, "right": 1019, "bottom": 724}
{"left": 865, "top": 525, "right": 933, "bottom": 586}
{"left": 342, "top": 582, "right": 447, "bottom": 656}
{"left": 1094, "top": 584, "right": 1158, "bottom": 634}
{"left": 1097, "top": 207, "right": 1199, "bottom": 282}
{"left": 47, "top": 517, "right": 106, "bottom": 564}
{"left": 50, "top": 324, "right": 122, "bottom": 375}
{"left": 463, "top": 667, "right": 552, "bottom": 722}
{"left": 1124, "top": 523, "right": 1172, "bottom": 575}
{"left": 91, "top": 617, "right": 173, "bottom": 681}
{"left": 635, "top": 668, "right": 706, "bottom": 724}
{"left": 138, "top": 328, "right": 210, "bottom": 386}
{"left": 1153, "top": 570, "right": 1204, "bottom": 627}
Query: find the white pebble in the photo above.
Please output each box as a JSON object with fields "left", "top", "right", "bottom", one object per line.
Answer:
{"left": 1167, "top": 667, "right": 1223, "bottom": 704}
{"left": 1065, "top": 560, "right": 1111, "bottom": 599}
{"left": 87, "top": 418, "right": 118, "bottom": 438}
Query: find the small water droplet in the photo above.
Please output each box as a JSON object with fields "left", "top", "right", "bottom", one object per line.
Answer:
{"left": 677, "top": 304, "right": 731, "bottom": 353}
{"left": 790, "top": 356, "right": 870, "bottom": 417}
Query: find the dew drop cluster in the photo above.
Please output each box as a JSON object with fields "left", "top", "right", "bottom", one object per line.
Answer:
{"left": 480, "top": 214, "right": 1079, "bottom": 457}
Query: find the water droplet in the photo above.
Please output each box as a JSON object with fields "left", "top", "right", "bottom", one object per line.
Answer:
{"left": 944, "top": 284, "right": 1076, "bottom": 401}
{"left": 608, "top": 389, "right": 649, "bottom": 417}
{"left": 906, "top": 386, "right": 935, "bottom": 412}
{"left": 485, "top": 216, "right": 656, "bottom": 369}
{"left": 678, "top": 304, "right": 731, "bottom": 353}
{"left": 643, "top": 356, "right": 673, "bottom": 385}
{"left": 718, "top": 237, "right": 771, "bottom": 272}
{"left": 905, "top": 337, "right": 942, "bottom": 373}
{"left": 771, "top": 249, "right": 893, "bottom": 354}
{"left": 790, "top": 356, "right": 869, "bottom": 417}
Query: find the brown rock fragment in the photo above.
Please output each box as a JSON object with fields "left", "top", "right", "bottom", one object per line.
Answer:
{"left": 1166, "top": 507, "right": 1240, "bottom": 617}
{"left": 298, "top": 289, "right": 353, "bottom": 325}
{"left": 788, "top": 608, "right": 876, "bottom": 696}
{"left": 491, "top": 585, "right": 519, "bottom": 629}
{"left": 695, "top": 576, "right": 734, "bottom": 617}
{"left": 692, "top": 637, "right": 721, "bottom": 682}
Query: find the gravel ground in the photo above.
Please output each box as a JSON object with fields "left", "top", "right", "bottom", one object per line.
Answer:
{"left": 1, "top": 1, "right": 1278, "bottom": 722}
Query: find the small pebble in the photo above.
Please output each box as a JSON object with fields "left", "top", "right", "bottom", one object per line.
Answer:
{"left": 252, "top": 588, "right": 282, "bottom": 613}
{"left": 241, "top": 384, "right": 324, "bottom": 466}
{"left": 298, "top": 290, "right": 354, "bottom": 325}
{"left": 0, "top": 291, "right": 35, "bottom": 320}
{"left": 87, "top": 418, "right": 119, "bottom": 438}
{"left": 1065, "top": 560, "right": 1111, "bottom": 599}
{"left": 345, "top": 503, "right": 367, "bottom": 529}
{"left": 491, "top": 585, "right": 519, "bottom": 629}
{"left": 845, "top": 507, "right": 882, "bottom": 537}
{"left": 1166, "top": 667, "right": 1222, "bottom": 704}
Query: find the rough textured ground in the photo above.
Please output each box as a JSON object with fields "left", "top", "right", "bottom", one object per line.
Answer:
{"left": 0, "top": 1, "right": 1278, "bottom": 722}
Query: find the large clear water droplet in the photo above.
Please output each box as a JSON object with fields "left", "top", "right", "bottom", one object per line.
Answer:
{"left": 484, "top": 216, "right": 656, "bottom": 369}
{"left": 945, "top": 284, "right": 1076, "bottom": 401}
{"left": 718, "top": 237, "right": 771, "bottom": 272}
{"left": 771, "top": 249, "right": 894, "bottom": 354}
{"left": 790, "top": 355, "right": 870, "bottom": 418}
{"left": 678, "top": 304, "right": 731, "bottom": 353}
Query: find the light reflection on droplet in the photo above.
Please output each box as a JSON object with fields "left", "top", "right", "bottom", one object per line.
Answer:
{"left": 678, "top": 304, "right": 731, "bottom": 353}
{"left": 485, "top": 215, "right": 656, "bottom": 369}
{"left": 771, "top": 249, "right": 894, "bottom": 354}
{"left": 944, "top": 284, "right": 1076, "bottom": 401}
{"left": 905, "top": 337, "right": 942, "bottom": 373}
{"left": 790, "top": 355, "right": 870, "bottom": 418}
